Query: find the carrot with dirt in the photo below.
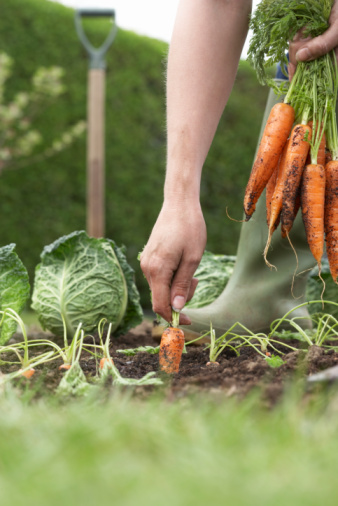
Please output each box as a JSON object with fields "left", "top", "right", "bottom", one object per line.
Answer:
{"left": 243, "top": 102, "right": 295, "bottom": 221}
{"left": 263, "top": 139, "right": 289, "bottom": 267}
{"left": 301, "top": 163, "right": 326, "bottom": 270}
{"left": 159, "top": 310, "right": 185, "bottom": 374}
{"left": 300, "top": 104, "right": 329, "bottom": 274}
{"left": 324, "top": 160, "right": 338, "bottom": 283}
{"left": 244, "top": 0, "right": 335, "bottom": 223}
{"left": 280, "top": 123, "right": 312, "bottom": 238}
{"left": 265, "top": 159, "right": 279, "bottom": 227}
{"left": 245, "top": 0, "right": 338, "bottom": 293}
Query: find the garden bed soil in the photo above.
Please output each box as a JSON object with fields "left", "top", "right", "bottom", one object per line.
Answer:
{"left": 5, "top": 320, "right": 338, "bottom": 403}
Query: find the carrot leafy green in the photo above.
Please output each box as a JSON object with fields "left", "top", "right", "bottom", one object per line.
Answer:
{"left": 248, "top": 0, "right": 333, "bottom": 86}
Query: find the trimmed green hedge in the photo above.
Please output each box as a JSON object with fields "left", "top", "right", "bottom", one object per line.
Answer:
{"left": 0, "top": 0, "right": 268, "bottom": 307}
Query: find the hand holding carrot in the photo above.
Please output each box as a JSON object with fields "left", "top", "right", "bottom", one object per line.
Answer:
{"left": 288, "top": 0, "right": 338, "bottom": 80}
{"left": 140, "top": 200, "right": 206, "bottom": 324}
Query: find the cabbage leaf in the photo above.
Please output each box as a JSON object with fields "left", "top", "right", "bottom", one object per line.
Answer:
{"left": 185, "top": 251, "right": 236, "bottom": 309}
{"left": 0, "top": 244, "right": 30, "bottom": 344}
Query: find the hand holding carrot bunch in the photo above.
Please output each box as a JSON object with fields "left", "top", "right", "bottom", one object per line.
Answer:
{"left": 288, "top": 0, "right": 338, "bottom": 80}
{"left": 246, "top": 0, "right": 338, "bottom": 284}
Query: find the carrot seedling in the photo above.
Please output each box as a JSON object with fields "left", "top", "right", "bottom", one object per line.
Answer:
{"left": 0, "top": 308, "right": 56, "bottom": 378}
{"left": 90, "top": 319, "right": 163, "bottom": 386}
{"left": 56, "top": 323, "right": 96, "bottom": 397}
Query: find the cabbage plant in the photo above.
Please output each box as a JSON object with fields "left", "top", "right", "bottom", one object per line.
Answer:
{"left": 185, "top": 251, "right": 236, "bottom": 309}
{"left": 0, "top": 244, "right": 30, "bottom": 344}
{"left": 31, "top": 231, "right": 143, "bottom": 338}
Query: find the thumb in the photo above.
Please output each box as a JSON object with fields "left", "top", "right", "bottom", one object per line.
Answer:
{"left": 296, "top": 26, "right": 338, "bottom": 62}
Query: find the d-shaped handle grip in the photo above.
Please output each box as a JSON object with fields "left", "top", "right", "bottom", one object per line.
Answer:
{"left": 75, "top": 9, "right": 117, "bottom": 69}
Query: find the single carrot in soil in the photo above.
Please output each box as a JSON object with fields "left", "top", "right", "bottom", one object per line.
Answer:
{"left": 19, "top": 368, "right": 35, "bottom": 379}
{"left": 243, "top": 102, "right": 295, "bottom": 221}
{"left": 281, "top": 123, "right": 312, "bottom": 237}
{"left": 159, "top": 310, "right": 185, "bottom": 374}
{"left": 300, "top": 164, "right": 326, "bottom": 269}
{"left": 324, "top": 160, "right": 338, "bottom": 283}
{"left": 100, "top": 357, "right": 114, "bottom": 369}
{"left": 59, "top": 364, "right": 71, "bottom": 371}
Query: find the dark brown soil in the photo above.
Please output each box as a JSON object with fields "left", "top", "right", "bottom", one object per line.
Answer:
{"left": 5, "top": 320, "right": 338, "bottom": 403}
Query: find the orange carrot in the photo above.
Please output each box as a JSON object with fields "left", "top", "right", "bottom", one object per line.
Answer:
{"left": 59, "top": 364, "right": 71, "bottom": 371}
{"left": 300, "top": 164, "right": 326, "bottom": 268}
{"left": 263, "top": 140, "right": 289, "bottom": 266}
{"left": 266, "top": 162, "right": 279, "bottom": 227}
{"left": 281, "top": 123, "right": 312, "bottom": 237}
{"left": 19, "top": 368, "right": 35, "bottom": 379}
{"left": 100, "top": 357, "right": 114, "bottom": 369}
{"left": 281, "top": 190, "right": 302, "bottom": 239}
{"left": 159, "top": 327, "right": 185, "bottom": 374}
{"left": 243, "top": 102, "right": 295, "bottom": 221}
{"left": 268, "top": 140, "right": 289, "bottom": 230}
{"left": 324, "top": 160, "right": 338, "bottom": 283}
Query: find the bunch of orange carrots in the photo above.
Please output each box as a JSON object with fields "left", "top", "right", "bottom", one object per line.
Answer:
{"left": 244, "top": 52, "right": 338, "bottom": 284}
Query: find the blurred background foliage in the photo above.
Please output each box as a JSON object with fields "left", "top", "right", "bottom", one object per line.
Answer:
{"left": 0, "top": 0, "right": 268, "bottom": 308}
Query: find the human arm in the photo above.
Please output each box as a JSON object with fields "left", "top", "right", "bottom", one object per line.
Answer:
{"left": 289, "top": 0, "right": 338, "bottom": 80}
{"left": 140, "top": 0, "right": 252, "bottom": 324}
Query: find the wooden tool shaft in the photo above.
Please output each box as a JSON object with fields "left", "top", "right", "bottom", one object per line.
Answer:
{"left": 87, "top": 68, "right": 105, "bottom": 238}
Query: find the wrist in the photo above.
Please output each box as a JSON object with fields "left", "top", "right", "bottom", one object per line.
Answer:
{"left": 164, "top": 176, "right": 201, "bottom": 204}
{"left": 164, "top": 159, "right": 202, "bottom": 203}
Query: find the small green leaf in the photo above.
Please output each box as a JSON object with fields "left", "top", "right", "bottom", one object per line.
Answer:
{"left": 265, "top": 354, "right": 285, "bottom": 368}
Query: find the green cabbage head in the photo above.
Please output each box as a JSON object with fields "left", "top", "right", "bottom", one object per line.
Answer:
{"left": 31, "top": 231, "right": 143, "bottom": 338}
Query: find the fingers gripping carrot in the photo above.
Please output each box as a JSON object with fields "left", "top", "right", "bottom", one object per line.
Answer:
{"left": 281, "top": 124, "right": 312, "bottom": 236}
{"left": 300, "top": 164, "right": 325, "bottom": 267}
{"left": 324, "top": 161, "right": 338, "bottom": 283}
